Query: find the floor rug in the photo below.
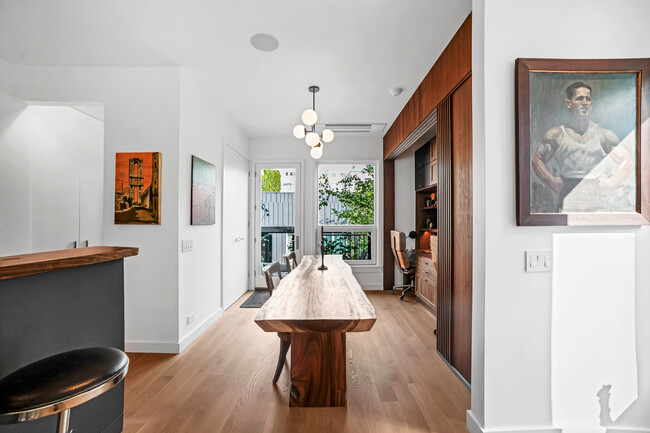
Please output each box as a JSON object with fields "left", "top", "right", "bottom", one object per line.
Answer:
{"left": 240, "top": 289, "right": 270, "bottom": 308}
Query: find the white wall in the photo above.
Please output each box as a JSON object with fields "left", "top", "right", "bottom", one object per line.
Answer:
{"left": 0, "top": 93, "right": 30, "bottom": 254}
{"left": 0, "top": 105, "right": 103, "bottom": 255}
{"left": 0, "top": 62, "right": 253, "bottom": 354}
{"left": 2, "top": 63, "right": 183, "bottom": 352}
{"left": 393, "top": 148, "right": 416, "bottom": 284}
{"left": 249, "top": 136, "right": 383, "bottom": 290}
{"left": 177, "top": 67, "right": 250, "bottom": 350}
{"left": 471, "top": 0, "right": 650, "bottom": 431}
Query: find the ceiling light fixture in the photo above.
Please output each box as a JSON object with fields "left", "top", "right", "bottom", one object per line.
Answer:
{"left": 293, "top": 86, "right": 334, "bottom": 159}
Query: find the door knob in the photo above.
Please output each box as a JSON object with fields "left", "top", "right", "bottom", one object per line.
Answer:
{"left": 235, "top": 236, "right": 245, "bottom": 242}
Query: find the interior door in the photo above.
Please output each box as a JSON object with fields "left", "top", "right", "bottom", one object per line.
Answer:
{"left": 254, "top": 163, "right": 301, "bottom": 288}
{"left": 222, "top": 144, "right": 250, "bottom": 309}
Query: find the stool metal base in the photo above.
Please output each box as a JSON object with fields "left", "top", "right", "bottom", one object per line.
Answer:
{"left": 57, "top": 409, "right": 70, "bottom": 433}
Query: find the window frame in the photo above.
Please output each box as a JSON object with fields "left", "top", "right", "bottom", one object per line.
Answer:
{"left": 316, "top": 160, "right": 380, "bottom": 266}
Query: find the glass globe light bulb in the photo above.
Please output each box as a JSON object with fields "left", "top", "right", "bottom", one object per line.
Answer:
{"left": 310, "top": 144, "right": 323, "bottom": 159}
{"left": 305, "top": 132, "right": 320, "bottom": 147}
{"left": 321, "top": 128, "right": 334, "bottom": 143}
{"left": 293, "top": 125, "right": 306, "bottom": 139}
{"left": 301, "top": 109, "right": 318, "bottom": 126}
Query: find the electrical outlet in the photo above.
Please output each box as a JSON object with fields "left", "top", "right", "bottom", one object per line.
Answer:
{"left": 187, "top": 314, "right": 194, "bottom": 325}
{"left": 525, "top": 250, "right": 552, "bottom": 272}
{"left": 181, "top": 239, "right": 193, "bottom": 252}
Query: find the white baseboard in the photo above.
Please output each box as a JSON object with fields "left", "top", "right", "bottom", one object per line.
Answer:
{"left": 467, "top": 410, "right": 561, "bottom": 433}
{"left": 178, "top": 308, "right": 223, "bottom": 352}
{"left": 362, "top": 283, "right": 383, "bottom": 291}
{"left": 467, "top": 412, "right": 484, "bottom": 433}
{"left": 125, "top": 308, "right": 224, "bottom": 354}
{"left": 602, "top": 429, "right": 650, "bottom": 432}
{"left": 124, "top": 340, "right": 180, "bottom": 354}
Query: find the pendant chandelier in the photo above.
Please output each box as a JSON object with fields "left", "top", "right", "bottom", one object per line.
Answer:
{"left": 292, "top": 85, "right": 334, "bottom": 159}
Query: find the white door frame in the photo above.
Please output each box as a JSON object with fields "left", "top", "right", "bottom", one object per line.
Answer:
{"left": 221, "top": 141, "right": 250, "bottom": 309}
{"left": 251, "top": 161, "right": 303, "bottom": 288}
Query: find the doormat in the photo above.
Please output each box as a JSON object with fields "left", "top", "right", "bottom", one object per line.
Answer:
{"left": 240, "top": 289, "right": 270, "bottom": 308}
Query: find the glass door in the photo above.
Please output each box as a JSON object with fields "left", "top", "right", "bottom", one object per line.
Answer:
{"left": 254, "top": 163, "right": 301, "bottom": 288}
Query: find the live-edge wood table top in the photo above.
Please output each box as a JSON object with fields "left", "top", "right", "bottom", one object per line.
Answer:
{"left": 0, "top": 246, "right": 139, "bottom": 280}
{"left": 255, "top": 255, "right": 376, "bottom": 333}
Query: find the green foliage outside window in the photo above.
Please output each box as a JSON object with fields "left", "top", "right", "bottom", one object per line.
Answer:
{"left": 318, "top": 164, "right": 374, "bottom": 260}
{"left": 318, "top": 165, "right": 374, "bottom": 225}
{"left": 261, "top": 169, "right": 281, "bottom": 192}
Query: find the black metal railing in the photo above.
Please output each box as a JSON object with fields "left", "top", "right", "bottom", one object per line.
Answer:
{"left": 323, "top": 231, "right": 371, "bottom": 261}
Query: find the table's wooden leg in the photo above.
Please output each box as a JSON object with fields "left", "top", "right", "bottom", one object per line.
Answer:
{"left": 289, "top": 332, "right": 346, "bottom": 407}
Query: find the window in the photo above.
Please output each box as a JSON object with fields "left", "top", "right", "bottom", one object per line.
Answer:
{"left": 317, "top": 163, "right": 377, "bottom": 263}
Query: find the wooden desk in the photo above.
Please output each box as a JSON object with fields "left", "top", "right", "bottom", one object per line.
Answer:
{"left": 254, "top": 255, "right": 376, "bottom": 407}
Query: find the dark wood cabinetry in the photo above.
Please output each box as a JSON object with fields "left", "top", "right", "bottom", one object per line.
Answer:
{"left": 383, "top": 13, "right": 472, "bottom": 387}
{"left": 414, "top": 140, "right": 438, "bottom": 314}
{"left": 437, "top": 76, "right": 473, "bottom": 385}
{"left": 415, "top": 251, "right": 437, "bottom": 314}
{"left": 414, "top": 138, "right": 438, "bottom": 191}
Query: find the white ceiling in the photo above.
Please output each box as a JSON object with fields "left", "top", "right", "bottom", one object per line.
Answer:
{"left": 0, "top": 0, "right": 472, "bottom": 138}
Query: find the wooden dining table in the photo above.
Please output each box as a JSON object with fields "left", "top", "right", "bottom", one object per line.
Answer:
{"left": 254, "top": 255, "right": 377, "bottom": 407}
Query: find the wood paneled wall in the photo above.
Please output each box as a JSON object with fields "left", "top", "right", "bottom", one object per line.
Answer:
{"left": 383, "top": 14, "right": 472, "bottom": 160}
{"left": 381, "top": 13, "right": 473, "bottom": 386}
{"left": 382, "top": 13, "right": 472, "bottom": 291}
{"left": 451, "top": 77, "right": 473, "bottom": 383}
{"left": 436, "top": 97, "right": 453, "bottom": 363}
{"left": 383, "top": 159, "right": 395, "bottom": 290}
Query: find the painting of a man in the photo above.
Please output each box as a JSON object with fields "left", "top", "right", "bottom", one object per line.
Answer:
{"left": 529, "top": 74, "right": 637, "bottom": 213}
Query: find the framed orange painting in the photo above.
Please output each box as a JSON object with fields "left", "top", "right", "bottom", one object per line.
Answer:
{"left": 114, "top": 152, "right": 161, "bottom": 224}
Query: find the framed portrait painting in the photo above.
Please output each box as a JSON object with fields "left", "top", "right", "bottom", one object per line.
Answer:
{"left": 515, "top": 58, "right": 650, "bottom": 226}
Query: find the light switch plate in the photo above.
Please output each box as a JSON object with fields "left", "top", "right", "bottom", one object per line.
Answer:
{"left": 525, "top": 250, "right": 552, "bottom": 272}
{"left": 181, "top": 239, "right": 194, "bottom": 252}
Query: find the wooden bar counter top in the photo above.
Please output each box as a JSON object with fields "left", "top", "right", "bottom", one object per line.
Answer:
{"left": 255, "top": 255, "right": 376, "bottom": 407}
{"left": 0, "top": 246, "right": 139, "bottom": 280}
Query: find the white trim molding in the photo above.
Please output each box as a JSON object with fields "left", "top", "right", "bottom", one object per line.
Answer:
{"left": 124, "top": 340, "right": 180, "bottom": 354}
{"left": 467, "top": 411, "right": 561, "bottom": 433}
{"left": 179, "top": 308, "right": 224, "bottom": 352}
{"left": 126, "top": 308, "right": 224, "bottom": 354}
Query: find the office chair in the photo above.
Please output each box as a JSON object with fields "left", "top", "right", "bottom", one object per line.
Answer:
{"left": 390, "top": 230, "right": 415, "bottom": 301}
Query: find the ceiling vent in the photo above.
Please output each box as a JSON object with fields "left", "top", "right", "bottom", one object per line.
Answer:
{"left": 317, "top": 123, "right": 386, "bottom": 134}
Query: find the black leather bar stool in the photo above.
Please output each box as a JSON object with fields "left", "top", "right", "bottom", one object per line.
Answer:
{"left": 0, "top": 347, "right": 129, "bottom": 433}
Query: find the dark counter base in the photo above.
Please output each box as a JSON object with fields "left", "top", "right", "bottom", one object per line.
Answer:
{"left": 0, "top": 260, "right": 126, "bottom": 433}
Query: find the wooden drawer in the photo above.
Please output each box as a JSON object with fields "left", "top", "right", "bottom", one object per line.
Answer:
{"left": 415, "top": 255, "right": 437, "bottom": 310}
{"left": 415, "top": 274, "right": 437, "bottom": 312}
{"left": 416, "top": 255, "right": 436, "bottom": 279}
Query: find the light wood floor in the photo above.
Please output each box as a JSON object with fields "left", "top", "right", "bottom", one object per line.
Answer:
{"left": 123, "top": 291, "right": 470, "bottom": 433}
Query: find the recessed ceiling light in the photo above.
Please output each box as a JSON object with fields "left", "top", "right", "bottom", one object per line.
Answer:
{"left": 250, "top": 33, "right": 279, "bottom": 52}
